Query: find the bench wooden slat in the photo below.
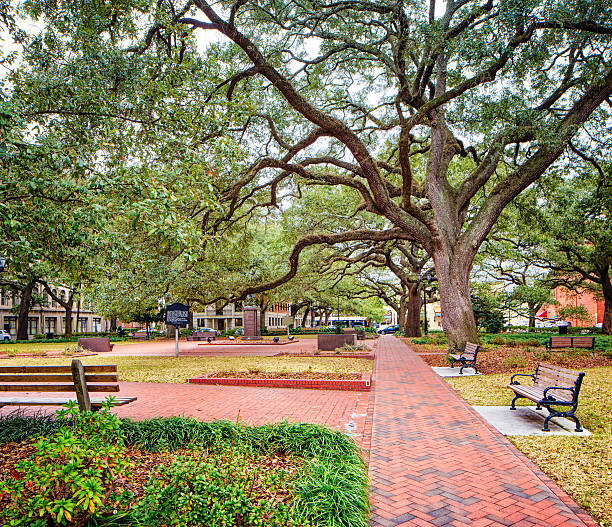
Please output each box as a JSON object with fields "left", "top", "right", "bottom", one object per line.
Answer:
{"left": 0, "top": 374, "right": 118, "bottom": 383}
{"left": 0, "top": 365, "right": 117, "bottom": 373}
{"left": 547, "top": 336, "right": 595, "bottom": 350}
{"left": 0, "top": 384, "right": 119, "bottom": 392}
{"left": 510, "top": 385, "right": 573, "bottom": 403}
{"left": 0, "top": 360, "right": 133, "bottom": 412}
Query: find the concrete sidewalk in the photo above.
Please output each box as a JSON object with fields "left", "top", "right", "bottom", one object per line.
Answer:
{"left": 369, "top": 336, "right": 597, "bottom": 527}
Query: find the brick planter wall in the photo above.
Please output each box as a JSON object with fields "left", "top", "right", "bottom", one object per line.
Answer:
{"left": 317, "top": 333, "right": 356, "bottom": 351}
{"left": 188, "top": 372, "right": 371, "bottom": 391}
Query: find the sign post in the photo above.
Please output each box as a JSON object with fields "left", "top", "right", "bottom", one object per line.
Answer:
{"left": 283, "top": 315, "right": 293, "bottom": 338}
{"left": 165, "top": 303, "right": 190, "bottom": 357}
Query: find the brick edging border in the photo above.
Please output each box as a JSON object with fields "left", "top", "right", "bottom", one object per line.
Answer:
{"left": 187, "top": 372, "right": 371, "bottom": 391}
{"left": 197, "top": 340, "right": 298, "bottom": 346}
{"left": 274, "top": 353, "right": 375, "bottom": 359}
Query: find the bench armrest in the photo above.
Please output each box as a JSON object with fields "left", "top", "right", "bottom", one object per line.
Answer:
{"left": 542, "top": 385, "right": 575, "bottom": 401}
{"left": 510, "top": 372, "right": 535, "bottom": 385}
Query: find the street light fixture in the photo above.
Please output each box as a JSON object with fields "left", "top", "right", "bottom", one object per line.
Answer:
{"left": 418, "top": 272, "right": 434, "bottom": 335}
{"left": 0, "top": 257, "right": 6, "bottom": 273}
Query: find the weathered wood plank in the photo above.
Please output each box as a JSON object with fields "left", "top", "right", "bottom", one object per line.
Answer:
{"left": 0, "top": 365, "right": 117, "bottom": 373}
{"left": 0, "top": 385, "right": 119, "bottom": 392}
{"left": 0, "top": 374, "right": 118, "bottom": 383}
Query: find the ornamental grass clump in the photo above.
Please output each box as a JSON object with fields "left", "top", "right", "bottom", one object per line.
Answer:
{"left": 0, "top": 401, "right": 131, "bottom": 526}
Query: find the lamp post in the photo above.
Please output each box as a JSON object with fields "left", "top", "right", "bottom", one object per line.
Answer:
{"left": 337, "top": 295, "right": 340, "bottom": 327}
{"left": 0, "top": 257, "right": 6, "bottom": 273}
{"left": 418, "top": 272, "right": 433, "bottom": 335}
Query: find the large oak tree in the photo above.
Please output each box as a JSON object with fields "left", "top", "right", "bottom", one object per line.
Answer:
{"left": 15, "top": 0, "right": 612, "bottom": 346}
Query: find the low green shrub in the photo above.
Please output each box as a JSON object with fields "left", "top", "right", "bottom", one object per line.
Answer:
{"left": 0, "top": 401, "right": 130, "bottom": 526}
{"left": 133, "top": 445, "right": 298, "bottom": 527}
{"left": 0, "top": 414, "right": 369, "bottom": 527}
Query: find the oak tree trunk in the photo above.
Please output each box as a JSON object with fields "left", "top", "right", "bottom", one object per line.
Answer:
{"left": 404, "top": 284, "right": 422, "bottom": 337}
{"left": 16, "top": 280, "right": 36, "bottom": 341}
{"left": 64, "top": 302, "right": 74, "bottom": 337}
{"left": 434, "top": 249, "right": 479, "bottom": 348}
{"left": 601, "top": 271, "right": 612, "bottom": 335}
{"left": 397, "top": 294, "right": 407, "bottom": 333}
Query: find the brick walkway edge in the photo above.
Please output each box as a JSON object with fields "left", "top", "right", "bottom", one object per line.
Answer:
{"left": 369, "top": 336, "right": 598, "bottom": 527}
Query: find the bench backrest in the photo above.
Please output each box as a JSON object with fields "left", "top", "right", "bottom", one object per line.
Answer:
{"left": 534, "top": 363, "right": 584, "bottom": 402}
{"left": 78, "top": 337, "right": 113, "bottom": 353}
{"left": 463, "top": 342, "right": 480, "bottom": 357}
{"left": 0, "top": 360, "right": 119, "bottom": 411}
{"left": 548, "top": 336, "right": 595, "bottom": 349}
{"left": 571, "top": 337, "right": 595, "bottom": 349}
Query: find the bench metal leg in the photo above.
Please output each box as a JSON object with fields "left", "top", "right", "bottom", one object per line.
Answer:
{"left": 541, "top": 406, "right": 583, "bottom": 432}
{"left": 510, "top": 393, "right": 522, "bottom": 410}
{"left": 459, "top": 363, "right": 477, "bottom": 375}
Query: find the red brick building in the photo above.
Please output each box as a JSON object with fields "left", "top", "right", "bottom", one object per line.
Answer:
{"left": 543, "top": 287, "right": 604, "bottom": 327}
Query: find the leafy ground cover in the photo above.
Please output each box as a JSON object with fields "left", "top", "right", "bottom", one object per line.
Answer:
{"left": 0, "top": 356, "right": 373, "bottom": 383}
{"left": 0, "top": 405, "right": 369, "bottom": 527}
{"left": 446, "top": 368, "right": 612, "bottom": 527}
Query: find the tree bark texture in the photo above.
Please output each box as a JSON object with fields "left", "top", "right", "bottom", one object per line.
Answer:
{"left": 601, "top": 271, "right": 612, "bottom": 335}
{"left": 404, "top": 284, "right": 422, "bottom": 337}
{"left": 16, "top": 280, "right": 37, "bottom": 341}
{"left": 434, "top": 249, "right": 479, "bottom": 347}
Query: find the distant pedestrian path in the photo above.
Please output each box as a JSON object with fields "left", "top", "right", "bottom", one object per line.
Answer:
{"left": 369, "top": 336, "right": 597, "bottom": 527}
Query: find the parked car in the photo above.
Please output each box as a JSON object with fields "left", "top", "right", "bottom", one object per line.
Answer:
{"left": 195, "top": 327, "right": 218, "bottom": 335}
{"left": 377, "top": 324, "right": 399, "bottom": 334}
{"left": 0, "top": 329, "right": 12, "bottom": 342}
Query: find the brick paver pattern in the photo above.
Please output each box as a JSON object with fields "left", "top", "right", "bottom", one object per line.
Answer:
{"left": 370, "top": 336, "right": 597, "bottom": 527}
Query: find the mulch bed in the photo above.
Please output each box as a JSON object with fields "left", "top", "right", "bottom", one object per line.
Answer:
{"left": 275, "top": 352, "right": 375, "bottom": 359}
{"left": 0, "top": 441, "right": 302, "bottom": 511}
{"left": 198, "top": 371, "right": 363, "bottom": 380}
{"left": 409, "top": 342, "right": 612, "bottom": 374}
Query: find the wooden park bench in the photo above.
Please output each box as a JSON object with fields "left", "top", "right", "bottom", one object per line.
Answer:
{"left": 131, "top": 330, "right": 148, "bottom": 339}
{"left": 449, "top": 342, "right": 480, "bottom": 374}
{"left": 546, "top": 336, "right": 595, "bottom": 351}
{"left": 0, "top": 359, "right": 136, "bottom": 412}
{"left": 186, "top": 331, "right": 216, "bottom": 341}
{"left": 77, "top": 337, "right": 114, "bottom": 353}
{"left": 508, "top": 363, "right": 585, "bottom": 432}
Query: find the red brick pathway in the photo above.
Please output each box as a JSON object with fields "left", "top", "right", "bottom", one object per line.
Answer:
{"left": 369, "top": 336, "right": 597, "bottom": 527}
{"left": 111, "top": 381, "right": 370, "bottom": 442}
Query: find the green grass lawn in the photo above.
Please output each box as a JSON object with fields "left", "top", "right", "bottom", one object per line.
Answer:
{"left": 0, "top": 356, "right": 373, "bottom": 383}
{"left": 447, "top": 367, "right": 612, "bottom": 527}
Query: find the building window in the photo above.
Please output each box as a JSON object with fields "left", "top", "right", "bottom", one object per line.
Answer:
{"left": 45, "top": 317, "right": 57, "bottom": 334}
{"left": 197, "top": 318, "right": 206, "bottom": 328}
{"left": 0, "top": 290, "right": 7, "bottom": 306}
{"left": 78, "top": 318, "right": 87, "bottom": 333}
{"left": 235, "top": 318, "right": 242, "bottom": 327}
{"left": 3, "top": 316, "right": 16, "bottom": 335}
{"left": 92, "top": 318, "right": 102, "bottom": 332}
{"left": 28, "top": 317, "right": 38, "bottom": 335}
{"left": 51, "top": 290, "right": 57, "bottom": 308}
